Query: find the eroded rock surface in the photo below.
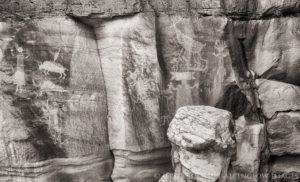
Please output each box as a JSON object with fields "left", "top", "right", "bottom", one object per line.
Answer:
{"left": 165, "top": 106, "right": 235, "bottom": 182}
{"left": 267, "top": 112, "right": 300, "bottom": 156}
{"left": 0, "top": 18, "right": 112, "bottom": 181}
{"left": 167, "top": 106, "right": 235, "bottom": 151}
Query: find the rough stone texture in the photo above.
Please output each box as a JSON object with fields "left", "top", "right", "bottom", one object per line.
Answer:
{"left": 230, "top": 116, "right": 265, "bottom": 182}
{"left": 270, "top": 156, "right": 300, "bottom": 182}
{"left": 267, "top": 112, "right": 300, "bottom": 156}
{"left": 257, "top": 79, "right": 300, "bottom": 118}
{"left": 165, "top": 106, "right": 235, "bottom": 182}
{"left": 173, "top": 147, "right": 231, "bottom": 182}
{"left": 167, "top": 106, "right": 235, "bottom": 152}
{"left": 2, "top": 0, "right": 300, "bottom": 20}
{"left": 0, "top": 18, "right": 112, "bottom": 181}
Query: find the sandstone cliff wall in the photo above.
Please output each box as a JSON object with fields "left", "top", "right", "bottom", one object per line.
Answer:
{"left": 0, "top": 0, "right": 300, "bottom": 181}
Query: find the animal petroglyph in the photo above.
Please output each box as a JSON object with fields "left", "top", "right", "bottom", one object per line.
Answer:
{"left": 39, "top": 61, "right": 67, "bottom": 79}
{"left": 33, "top": 80, "right": 67, "bottom": 96}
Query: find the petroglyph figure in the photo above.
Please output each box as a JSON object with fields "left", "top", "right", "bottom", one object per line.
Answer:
{"left": 13, "top": 47, "right": 26, "bottom": 93}
{"left": 213, "top": 40, "right": 229, "bottom": 61}
{"left": 53, "top": 48, "right": 61, "bottom": 62}
{"left": 33, "top": 80, "right": 67, "bottom": 96}
{"left": 39, "top": 61, "right": 67, "bottom": 79}
{"left": 170, "top": 17, "right": 208, "bottom": 66}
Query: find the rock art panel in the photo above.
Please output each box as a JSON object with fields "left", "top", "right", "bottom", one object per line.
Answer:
{"left": 159, "top": 15, "right": 235, "bottom": 119}
{"left": 0, "top": 18, "right": 112, "bottom": 181}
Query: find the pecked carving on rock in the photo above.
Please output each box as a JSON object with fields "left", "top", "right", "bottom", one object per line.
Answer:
{"left": 0, "top": 17, "right": 112, "bottom": 181}
{"left": 158, "top": 15, "right": 235, "bottom": 118}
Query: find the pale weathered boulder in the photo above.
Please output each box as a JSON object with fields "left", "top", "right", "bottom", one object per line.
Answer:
{"left": 231, "top": 116, "right": 265, "bottom": 182}
{"left": 245, "top": 18, "right": 300, "bottom": 86}
{"left": 165, "top": 106, "right": 235, "bottom": 182}
{"left": 111, "top": 148, "right": 172, "bottom": 182}
{"left": 167, "top": 106, "right": 235, "bottom": 152}
{"left": 267, "top": 112, "right": 300, "bottom": 156}
{"left": 256, "top": 79, "right": 300, "bottom": 118}
{"left": 0, "top": 18, "right": 112, "bottom": 181}
{"left": 170, "top": 146, "right": 231, "bottom": 182}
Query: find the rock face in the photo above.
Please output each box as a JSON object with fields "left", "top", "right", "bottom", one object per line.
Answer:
{"left": 230, "top": 116, "right": 265, "bottom": 182}
{"left": 267, "top": 112, "right": 300, "bottom": 156}
{"left": 165, "top": 106, "right": 235, "bottom": 182}
{"left": 1, "top": 1, "right": 300, "bottom": 182}
{"left": 0, "top": 18, "right": 113, "bottom": 181}
{"left": 257, "top": 79, "right": 300, "bottom": 118}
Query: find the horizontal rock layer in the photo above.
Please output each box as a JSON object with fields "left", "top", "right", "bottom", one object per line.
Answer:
{"left": 1, "top": 0, "right": 300, "bottom": 19}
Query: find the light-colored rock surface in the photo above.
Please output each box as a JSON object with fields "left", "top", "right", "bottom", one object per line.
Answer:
{"left": 0, "top": 18, "right": 112, "bottom": 181}
{"left": 267, "top": 112, "right": 300, "bottom": 156}
{"left": 167, "top": 145, "right": 231, "bottom": 182}
{"left": 257, "top": 79, "right": 300, "bottom": 118}
{"left": 231, "top": 116, "right": 265, "bottom": 182}
{"left": 96, "top": 13, "right": 169, "bottom": 152}
{"left": 176, "top": 148, "right": 231, "bottom": 182}
{"left": 164, "top": 106, "right": 235, "bottom": 182}
{"left": 111, "top": 148, "right": 172, "bottom": 182}
{"left": 158, "top": 173, "right": 174, "bottom": 182}
{"left": 167, "top": 106, "right": 235, "bottom": 152}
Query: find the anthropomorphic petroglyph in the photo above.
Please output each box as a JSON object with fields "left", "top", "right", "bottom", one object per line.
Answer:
{"left": 13, "top": 47, "right": 26, "bottom": 93}
{"left": 39, "top": 61, "right": 67, "bottom": 79}
{"left": 170, "top": 18, "right": 208, "bottom": 66}
{"left": 211, "top": 40, "right": 229, "bottom": 105}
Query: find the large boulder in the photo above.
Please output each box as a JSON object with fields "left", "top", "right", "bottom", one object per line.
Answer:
{"left": 256, "top": 79, "right": 300, "bottom": 118}
{"left": 167, "top": 106, "right": 235, "bottom": 152}
{"left": 165, "top": 106, "right": 235, "bottom": 182}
